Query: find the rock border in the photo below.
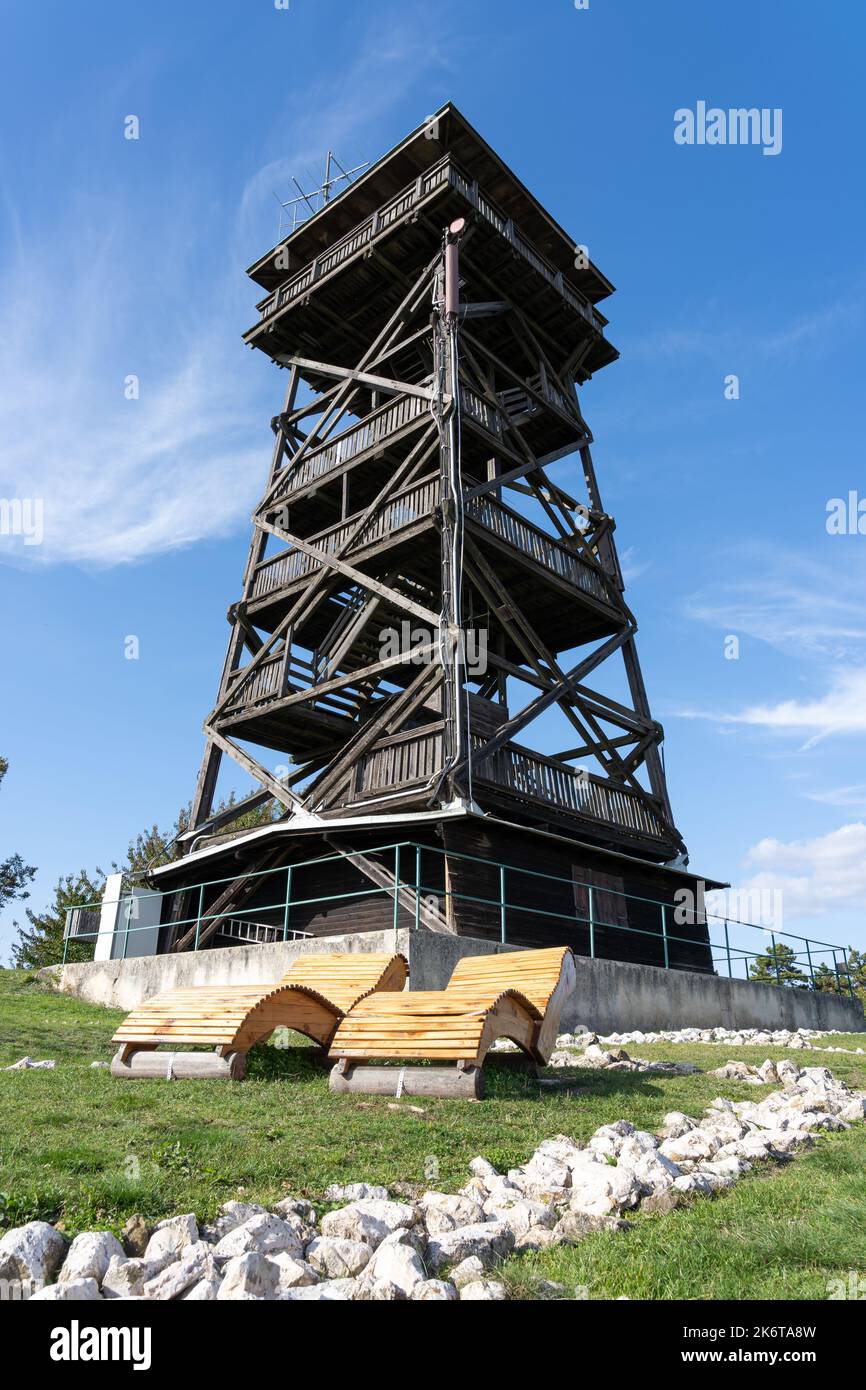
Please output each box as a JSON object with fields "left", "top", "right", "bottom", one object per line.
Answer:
{"left": 1, "top": 1058, "right": 863, "bottom": 1301}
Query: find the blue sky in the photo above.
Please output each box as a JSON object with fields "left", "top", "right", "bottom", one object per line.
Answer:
{"left": 1, "top": 0, "right": 865, "bottom": 967}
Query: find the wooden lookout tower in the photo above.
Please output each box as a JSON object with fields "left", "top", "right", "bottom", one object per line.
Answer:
{"left": 151, "top": 105, "right": 717, "bottom": 972}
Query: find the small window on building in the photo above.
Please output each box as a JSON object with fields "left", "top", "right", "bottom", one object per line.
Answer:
{"left": 572, "top": 867, "right": 628, "bottom": 930}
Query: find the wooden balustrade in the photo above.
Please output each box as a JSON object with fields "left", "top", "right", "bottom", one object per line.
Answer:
{"left": 252, "top": 471, "right": 608, "bottom": 607}
{"left": 256, "top": 156, "right": 605, "bottom": 336}
{"left": 347, "top": 726, "right": 668, "bottom": 841}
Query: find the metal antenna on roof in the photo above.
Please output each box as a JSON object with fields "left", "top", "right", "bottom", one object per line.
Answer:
{"left": 276, "top": 149, "right": 369, "bottom": 238}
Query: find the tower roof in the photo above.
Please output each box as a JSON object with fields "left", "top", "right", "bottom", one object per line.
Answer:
{"left": 247, "top": 101, "right": 614, "bottom": 305}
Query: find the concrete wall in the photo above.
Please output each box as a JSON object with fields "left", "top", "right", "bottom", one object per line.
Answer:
{"left": 42, "top": 931, "right": 407, "bottom": 1013}
{"left": 41, "top": 929, "right": 865, "bottom": 1033}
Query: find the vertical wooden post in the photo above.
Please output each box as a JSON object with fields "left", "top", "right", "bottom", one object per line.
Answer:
{"left": 660, "top": 903, "right": 669, "bottom": 970}
{"left": 588, "top": 885, "right": 595, "bottom": 959}
{"left": 414, "top": 845, "right": 421, "bottom": 931}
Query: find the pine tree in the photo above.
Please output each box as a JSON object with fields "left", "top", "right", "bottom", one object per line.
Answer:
{"left": 11, "top": 794, "right": 279, "bottom": 968}
{"left": 11, "top": 869, "right": 105, "bottom": 970}
{"left": 748, "top": 941, "right": 810, "bottom": 989}
{"left": 0, "top": 756, "right": 36, "bottom": 916}
{"left": 812, "top": 962, "right": 839, "bottom": 993}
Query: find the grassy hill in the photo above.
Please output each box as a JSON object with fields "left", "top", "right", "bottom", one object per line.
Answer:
{"left": 1, "top": 968, "right": 865, "bottom": 1299}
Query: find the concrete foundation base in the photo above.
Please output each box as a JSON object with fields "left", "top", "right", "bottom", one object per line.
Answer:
{"left": 40, "top": 929, "right": 865, "bottom": 1035}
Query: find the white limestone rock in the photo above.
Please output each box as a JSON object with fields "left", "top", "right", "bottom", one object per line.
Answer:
{"left": 518, "top": 1153, "right": 572, "bottom": 1190}
{"left": 450, "top": 1255, "right": 486, "bottom": 1288}
{"left": 362, "top": 1241, "right": 426, "bottom": 1298}
{"left": 412, "top": 1279, "right": 458, "bottom": 1300}
{"left": 201, "top": 1201, "right": 267, "bottom": 1244}
{"left": 659, "top": 1129, "right": 722, "bottom": 1164}
{"left": 281, "top": 1280, "right": 353, "bottom": 1301}
{"left": 217, "top": 1252, "right": 280, "bottom": 1301}
{"left": 534, "top": 1135, "right": 587, "bottom": 1165}
{"left": 672, "top": 1173, "right": 714, "bottom": 1197}
{"left": 320, "top": 1198, "right": 416, "bottom": 1249}
{"left": 427, "top": 1221, "right": 515, "bottom": 1274}
{"left": 322, "top": 1182, "right": 389, "bottom": 1202}
{"left": 587, "top": 1122, "right": 635, "bottom": 1158}
{"left": 419, "top": 1192, "right": 486, "bottom": 1236}
{"left": 700, "top": 1156, "right": 752, "bottom": 1180}
{"left": 566, "top": 1154, "right": 641, "bottom": 1218}
{"left": 30, "top": 1277, "right": 101, "bottom": 1300}
{"left": 58, "top": 1231, "right": 125, "bottom": 1286}
{"left": 622, "top": 1149, "right": 683, "bottom": 1193}
{"left": 272, "top": 1196, "right": 317, "bottom": 1225}
{"left": 468, "top": 1156, "right": 499, "bottom": 1182}
{"left": 459, "top": 1279, "right": 507, "bottom": 1300}
{"left": 268, "top": 1253, "right": 318, "bottom": 1289}
{"left": 183, "top": 1275, "right": 222, "bottom": 1300}
{"left": 213, "top": 1213, "right": 305, "bottom": 1263}
{"left": 514, "top": 1227, "right": 560, "bottom": 1253}
{"left": 102, "top": 1255, "right": 150, "bottom": 1299}
{"left": 0, "top": 1221, "right": 66, "bottom": 1286}
{"left": 143, "top": 1214, "right": 198, "bottom": 1273}
{"left": 709, "top": 1061, "right": 756, "bottom": 1081}
{"left": 143, "top": 1242, "right": 215, "bottom": 1300}
{"left": 481, "top": 1194, "right": 556, "bottom": 1237}
{"left": 306, "top": 1236, "right": 372, "bottom": 1279}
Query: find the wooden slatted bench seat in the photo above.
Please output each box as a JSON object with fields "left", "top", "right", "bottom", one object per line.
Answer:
{"left": 110, "top": 952, "right": 408, "bottom": 1080}
{"left": 328, "top": 946, "right": 576, "bottom": 1098}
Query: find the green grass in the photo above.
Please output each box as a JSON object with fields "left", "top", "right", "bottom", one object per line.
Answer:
{"left": 809, "top": 1033, "right": 866, "bottom": 1052}
{"left": 1, "top": 969, "right": 865, "bottom": 1298}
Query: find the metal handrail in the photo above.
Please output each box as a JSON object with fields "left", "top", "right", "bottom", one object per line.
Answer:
{"left": 62, "top": 839, "right": 858, "bottom": 996}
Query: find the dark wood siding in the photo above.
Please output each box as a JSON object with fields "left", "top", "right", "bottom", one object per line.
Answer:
{"left": 442, "top": 820, "right": 715, "bottom": 973}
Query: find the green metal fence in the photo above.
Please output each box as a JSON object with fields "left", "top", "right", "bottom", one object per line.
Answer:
{"left": 62, "top": 839, "right": 857, "bottom": 997}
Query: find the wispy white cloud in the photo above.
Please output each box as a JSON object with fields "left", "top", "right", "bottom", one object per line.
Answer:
{"left": 619, "top": 546, "right": 650, "bottom": 583}
{"left": 684, "top": 547, "right": 866, "bottom": 661}
{"left": 679, "top": 667, "right": 866, "bottom": 747}
{"left": 723, "top": 822, "right": 866, "bottom": 921}
{"left": 0, "top": 4, "right": 454, "bottom": 571}
{"left": 632, "top": 291, "right": 863, "bottom": 364}
{"left": 0, "top": 209, "right": 265, "bottom": 566}
{"left": 806, "top": 783, "right": 866, "bottom": 809}
{"left": 235, "top": 8, "right": 453, "bottom": 261}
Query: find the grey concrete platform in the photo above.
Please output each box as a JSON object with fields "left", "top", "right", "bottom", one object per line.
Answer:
{"left": 40, "top": 929, "right": 865, "bottom": 1035}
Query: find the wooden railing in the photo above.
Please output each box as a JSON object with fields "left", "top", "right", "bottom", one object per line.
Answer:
{"left": 350, "top": 725, "right": 444, "bottom": 799}
{"left": 256, "top": 156, "right": 606, "bottom": 336}
{"left": 252, "top": 473, "right": 611, "bottom": 609}
{"left": 225, "top": 652, "right": 285, "bottom": 706}
{"left": 473, "top": 741, "right": 669, "bottom": 840}
{"left": 271, "top": 382, "right": 505, "bottom": 507}
{"left": 251, "top": 476, "right": 440, "bottom": 599}
{"left": 465, "top": 493, "right": 609, "bottom": 602}
{"left": 348, "top": 727, "right": 670, "bottom": 842}
{"left": 272, "top": 392, "right": 431, "bottom": 504}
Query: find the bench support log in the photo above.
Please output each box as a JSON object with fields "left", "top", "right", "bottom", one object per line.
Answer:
{"left": 110, "top": 1046, "right": 247, "bottom": 1081}
{"left": 328, "top": 1060, "right": 484, "bottom": 1099}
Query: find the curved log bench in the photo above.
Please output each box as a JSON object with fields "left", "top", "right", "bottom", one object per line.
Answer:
{"left": 328, "top": 946, "right": 576, "bottom": 1099}
{"left": 110, "top": 952, "right": 408, "bottom": 1080}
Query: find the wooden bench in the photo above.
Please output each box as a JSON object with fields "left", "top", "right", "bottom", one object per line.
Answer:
{"left": 110, "top": 953, "right": 408, "bottom": 1080}
{"left": 328, "top": 946, "right": 576, "bottom": 1098}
